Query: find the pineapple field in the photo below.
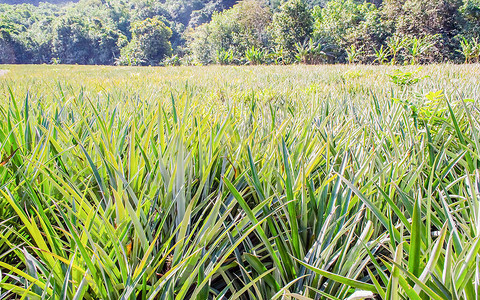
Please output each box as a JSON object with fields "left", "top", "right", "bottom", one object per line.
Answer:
{"left": 0, "top": 64, "right": 479, "bottom": 299}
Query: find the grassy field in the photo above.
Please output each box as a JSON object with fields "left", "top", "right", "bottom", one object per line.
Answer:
{"left": 0, "top": 64, "right": 479, "bottom": 299}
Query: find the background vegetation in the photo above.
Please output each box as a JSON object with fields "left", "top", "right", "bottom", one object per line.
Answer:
{"left": 0, "top": 64, "right": 479, "bottom": 299}
{"left": 1, "top": 0, "right": 480, "bottom": 65}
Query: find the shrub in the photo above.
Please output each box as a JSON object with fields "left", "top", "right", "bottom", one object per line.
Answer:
{"left": 245, "top": 46, "right": 268, "bottom": 65}
{"left": 216, "top": 48, "right": 235, "bottom": 65}
{"left": 373, "top": 45, "right": 390, "bottom": 65}
{"left": 457, "top": 36, "right": 479, "bottom": 63}
{"left": 295, "top": 39, "right": 334, "bottom": 64}
{"left": 406, "top": 34, "right": 439, "bottom": 64}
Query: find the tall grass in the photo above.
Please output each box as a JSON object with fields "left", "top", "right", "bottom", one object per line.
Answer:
{"left": 0, "top": 64, "right": 479, "bottom": 299}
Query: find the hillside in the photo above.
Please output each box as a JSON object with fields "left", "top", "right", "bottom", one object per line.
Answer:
{"left": 1, "top": 0, "right": 478, "bottom": 65}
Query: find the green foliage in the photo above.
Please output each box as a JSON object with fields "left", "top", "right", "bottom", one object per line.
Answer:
{"left": 388, "top": 68, "right": 423, "bottom": 87}
{"left": 460, "top": 0, "right": 480, "bottom": 22}
{"left": 406, "top": 34, "right": 438, "bottom": 64}
{"left": 51, "top": 15, "right": 125, "bottom": 65}
{"left": 117, "top": 39, "right": 145, "bottom": 66}
{"left": 382, "top": 0, "right": 462, "bottom": 61}
{"left": 51, "top": 16, "right": 91, "bottom": 64}
{"left": 187, "top": 0, "right": 272, "bottom": 65}
{"left": 345, "top": 44, "right": 364, "bottom": 64}
{"left": 163, "top": 54, "right": 181, "bottom": 66}
{"left": 0, "top": 0, "right": 238, "bottom": 65}
{"left": 270, "top": 0, "right": 313, "bottom": 59}
{"left": 2, "top": 0, "right": 480, "bottom": 65}
{"left": 373, "top": 44, "right": 390, "bottom": 64}
{"left": 1, "top": 0, "right": 77, "bottom": 4}
{"left": 268, "top": 45, "right": 291, "bottom": 64}
{"left": 312, "top": 0, "right": 388, "bottom": 63}
{"left": 386, "top": 35, "right": 409, "bottom": 65}
{"left": 459, "top": 0, "right": 480, "bottom": 41}
{"left": 0, "top": 30, "right": 17, "bottom": 64}
{"left": 294, "top": 38, "right": 333, "bottom": 64}
{"left": 118, "top": 17, "right": 172, "bottom": 66}
{"left": 458, "top": 36, "right": 480, "bottom": 63}
{"left": 216, "top": 48, "right": 235, "bottom": 65}
{"left": 245, "top": 46, "right": 268, "bottom": 65}
{"left": 1, "top": 64, "right": 480, "bottom": 299}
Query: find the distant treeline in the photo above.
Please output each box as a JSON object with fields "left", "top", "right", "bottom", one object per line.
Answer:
{"left": 0, "top": 0, "right": 78, "bottom": 5}
{"left": 1, "top": 0, "right": 480, "bottom": 65}
{"left": 0, "top": 0, "right": 238, "bottom": 64}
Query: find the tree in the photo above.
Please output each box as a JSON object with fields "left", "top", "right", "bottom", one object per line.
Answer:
{"left": 50, "top": 13, "right": 128, "bottom": 65}
{"left": 0, "top": 30, "right": 17, "bottom": 63}
{"left": 460, "top": 0, "right": 480, "bottom": 24}
{"left": 89, "top": 19, "right": 126, "bottom": 65}
{"left": 0, "top": 0, "right": 477, "bottom": 65}
{"left": 52, "top": 16, "right": 94, "bottom": 64}
{"left": 382, "top": 0, "right": 463, "bottom": 62}
{"left": 187, "top": 0, "right": 272, "bottom": 65}
{"left": 118, "top": 17, "right": 172, "bottom": 66}
{"left": 459, "top": 0, "right": 480, "bottom": 40}
{"left": 270, "top": 0, "right": 313, "bottom": 60}
{"left": 312, "top": 0, "right": 390, "bottom": 63}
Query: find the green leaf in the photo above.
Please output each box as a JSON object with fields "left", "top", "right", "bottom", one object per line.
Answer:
{"left": 293, "top": 258, "right": 377, "bottom": 293}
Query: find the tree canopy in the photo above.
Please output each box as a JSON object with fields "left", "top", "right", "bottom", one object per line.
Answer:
{"left": 1, "top": 0, "right": 480, "bottom": 65}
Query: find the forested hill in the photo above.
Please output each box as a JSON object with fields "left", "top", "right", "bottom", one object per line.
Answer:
{"left": 0, "top": 0, "right": 330, "bottom": 8}
{"left": 1, "top": 0, "right": 479, "bottom": 66}
{"left": 0, "top": 0, "right": 242, "bottom": 65}
{"left": 0, "top": 0, "right": 77, "bottom": 5}
{"left": 0, "top": 0, "right": 240, "bottom": 27}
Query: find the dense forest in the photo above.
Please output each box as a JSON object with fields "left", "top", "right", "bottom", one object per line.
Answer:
{"left": 1, "top": 0, "right": 480, "bottom": 65}
{"left": 0, "top": 0, "right": 77, "bottom": 5}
